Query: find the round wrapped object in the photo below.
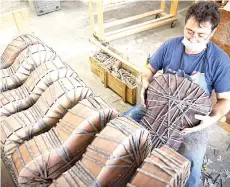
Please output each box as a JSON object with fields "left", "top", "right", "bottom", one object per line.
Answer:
{"left": 127, "top": 145, "right": 191, "bottom": 187}
{"left": 5, "top": 97, "right": 118, "bottom": 186}
{"left": 0, "top": 57, "right": 78, "bottom": 117}
{"left": 0, "top": 43, "right": 56, "bottom": 92}
{"left": 1, "top": 77, "right": 92, "bottom": 157}
{"left": 49, "top": 117, "right": 152, "bottom": 187}
{"left": 140, "top": 74, "right": 211, "bottom": 150}
{"left": 0, "top": 34, "right": 42, "bottom": 69}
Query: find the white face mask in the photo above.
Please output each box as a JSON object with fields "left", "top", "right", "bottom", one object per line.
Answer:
{"left": 182, "top": 37, "right": 207, "bottom": 52}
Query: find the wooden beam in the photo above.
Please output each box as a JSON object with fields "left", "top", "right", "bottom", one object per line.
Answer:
{"left": 106, "top": 17, "right": 176, "bottom": 41}
{"left": 104, "top": 9, "right": 163, "bottom": 29}
{"left": 105, "top": 14, "right": 173, "bottom": 37}
{"left": 89, "top": 36, "right": 141, "bottom": 75}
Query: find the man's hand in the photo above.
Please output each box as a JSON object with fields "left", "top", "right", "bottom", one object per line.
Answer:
{"left": 141, "top": 80, "right": 149, "bottom": 108}
{"left": 181, "top": 114, "right": 218, "bottom": 135}
{"left": 140, "top": 65, "right": 157, "bottom": 108}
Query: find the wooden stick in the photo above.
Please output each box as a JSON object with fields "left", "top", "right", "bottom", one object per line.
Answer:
{"left": 89, "top": 37, "right": 140, "bottom": 74}
{"left": 104, "top": 9, "right": 163, "bottom": 29}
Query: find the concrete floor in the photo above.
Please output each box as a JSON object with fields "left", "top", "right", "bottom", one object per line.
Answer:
{"left": 1, "top": 1, "right": 230, "bottom": 187}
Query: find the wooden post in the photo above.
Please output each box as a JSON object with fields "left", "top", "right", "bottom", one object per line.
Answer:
{"left": 12, "top": 8, "right": 32, "bottom": 34}
{"left": 161, "top": 0, "right": 166, "bottom": 11}
{"left": 96, "top": 0, "right": 105, "bottom": 42}
{"left": 89, "top": 0, "right": 95, "bottom": 34}
{"left": 170, "top": 0, "right": 179, "bottom": 17}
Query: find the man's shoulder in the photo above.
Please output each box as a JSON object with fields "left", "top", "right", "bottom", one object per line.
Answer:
{"left": 164, "top": 36, "right": 183, "bottom": 46}
{"left": 161, "top": 37, "right": 183, "bottom": 52}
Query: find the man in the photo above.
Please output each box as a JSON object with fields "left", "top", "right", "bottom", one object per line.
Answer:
{"left": 123, "top": 2, "right": 230, "bottom": 187}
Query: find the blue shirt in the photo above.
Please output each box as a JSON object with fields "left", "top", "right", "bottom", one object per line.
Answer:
{"left": 149, "top": 37, "right": 230, "bottom": 96}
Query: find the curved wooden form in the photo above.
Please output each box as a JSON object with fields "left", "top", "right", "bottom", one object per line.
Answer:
{"left": 48, "top": 117, "right": 152, "bottom": 187}
{"left": 1, "top": 77, "right": 92, "bottom": 157}
{"left": 0, "top": 57, "right": 78, "bottom": 117}
{"left": 6, "top": 97, "right": 118, "bottom": 186}
{"left": 0, "top": 34, "right": 42, "bottom": 69}
{"left": 0, "top": 43, "right": 56, "bottom": 92}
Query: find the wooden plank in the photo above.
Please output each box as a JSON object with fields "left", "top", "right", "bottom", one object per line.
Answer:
{"left": 170, "top": 0, "right": 179, "bottom": 17}
{"left": 105, "top": 14, "right": 173, "bottom": 37}
{"left": 106, "top": 17, "right": 176, "bottom": 41}
{"left": 12, "top": 8, "right": 31, "bottom": 34}
{"left": 104, "top": 9, "right": 163, "bottom": 29}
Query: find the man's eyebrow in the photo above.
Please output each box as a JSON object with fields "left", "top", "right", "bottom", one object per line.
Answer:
{"left": 185, "top": 28, "right": 206, "bottom": 35}
{"left": 186, "top": 28, "right": 194, "bottom": 32}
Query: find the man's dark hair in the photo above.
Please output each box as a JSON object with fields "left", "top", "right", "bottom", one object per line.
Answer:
{"left": 185, "top": 1, "right": 220, "bottom": 30}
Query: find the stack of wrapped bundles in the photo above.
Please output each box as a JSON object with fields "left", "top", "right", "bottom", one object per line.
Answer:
{"left": 1, "top": 35, "right": 201, "bottom": 187}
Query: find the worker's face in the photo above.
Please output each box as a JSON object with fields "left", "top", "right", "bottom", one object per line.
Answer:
{"left": 184, "top": 16, "right": 215, "bottom": 44}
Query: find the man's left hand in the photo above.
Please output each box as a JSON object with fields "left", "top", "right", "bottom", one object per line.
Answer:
{"left": 181, "top": 114, "right": 218, "bottom": 135}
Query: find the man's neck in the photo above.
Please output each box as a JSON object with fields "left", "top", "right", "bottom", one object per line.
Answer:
{"left": 185, "top": 48, "right": 203, "bottom": 55}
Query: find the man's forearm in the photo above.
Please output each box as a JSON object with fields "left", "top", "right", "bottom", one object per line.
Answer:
{"left": 141, "top": 66, "right": 157, "bottom": 88}
{"left": 210, "top": 99, "right": 230, "bottom": 120}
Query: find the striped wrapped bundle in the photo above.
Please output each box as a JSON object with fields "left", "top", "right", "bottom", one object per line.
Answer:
{"left": 0, "top": 43, "right": 56, "bottom": 92}
{"left": 6, "top": 97, "right": 118, "bottom": 186}
{"left": 127, "top": 145, "right": 190, "bottom": 187}
{"left": 1, "top": 77, "right": 93, "bottom": 157}
{"left": 0, "top": 57, "right": 78, "bottom": 117}
{"left": 0, "top": 34, "right": 42, "bottom": 69}
{"left": 140, "top": 74, "right": 211, "bottom": 150}
{"left": 48, "top": 117, "right": 152, "bottom": 187}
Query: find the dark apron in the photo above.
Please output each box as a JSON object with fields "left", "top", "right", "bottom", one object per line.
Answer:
{"left": 165, "top": 47, "right": 212, "bottom": 157}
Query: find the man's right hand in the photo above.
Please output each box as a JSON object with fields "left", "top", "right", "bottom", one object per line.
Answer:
{"left": 140, "top": 64, "right": 157, "bottom": 108}
{"left": 141, "top": 80, "right": 149, "bottom": 108}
